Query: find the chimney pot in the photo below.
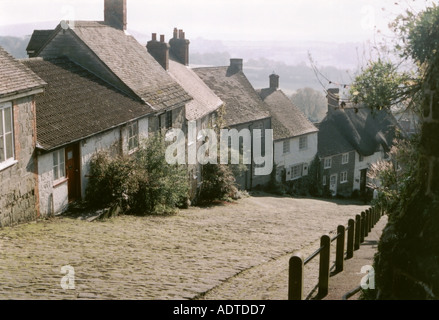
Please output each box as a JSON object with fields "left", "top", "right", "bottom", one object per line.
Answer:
{"left": 169, "top": 27, "right": 190, "bottom": 66}
{"left": 147, "top": 34, "right": 170, "bottom": 70}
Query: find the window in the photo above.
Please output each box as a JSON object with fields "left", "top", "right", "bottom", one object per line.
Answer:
{"left": 359, "top": 154, "right": 364, "bottom": 162}
{"left": 283, "top": 140, "right": 290, "bottom": 154}
{"left": 342, "top": 153, "right": 349, "bottom": 164}
{"left": 323, "top": 175, "right": 327, "bottom": 186}
{"left": 299, "top": 136, "right": 308, "bottom": 150}
{"left": 324, "top": 157, "right": 332, "bottom": 169}
{"left": 291, "top": 164, "right": 303, "bottom": 180}
{"left": 159, "top": 111, "right": 173, "bottom": 130}
{"left": 166, "top": 110, "right": 173, "bottom": 129}
{"left": 0, "top": 102, "right": 14, "bottom": 166}
{"left": 53, "top": 149, "right": 65, "bottom": 181}
{"left": 340, "top": 171, "right": 348, "bottom": 184}
{"left": 128, "top": 121, "right": 139, "bottom": 151}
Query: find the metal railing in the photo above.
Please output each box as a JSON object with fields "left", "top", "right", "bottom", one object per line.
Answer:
{"left": 288, "top": 206, "right": 384, "bottom": 300}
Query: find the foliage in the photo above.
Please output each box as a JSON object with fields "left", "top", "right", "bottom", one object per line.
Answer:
{"left": 351, "top": 3, "right": 439, "bottom": 300}
{"left": 198, "top": 163, "right": 238, "bottom": 203}
{"left": 290, "top": 87, "right": 327, "bottom": 122}
{"left": 197, "top": 104, "right": 240, "bottom": 204}
{"left": 350, "top": 59, "right": 415, "bottom": 110}
{"left": 86, "top": 134, "right": 189, "bottom": 215}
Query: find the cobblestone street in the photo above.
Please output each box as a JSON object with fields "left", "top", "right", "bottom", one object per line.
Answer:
{"left": 0, "top": 194, "right": 369, "bottom": 300}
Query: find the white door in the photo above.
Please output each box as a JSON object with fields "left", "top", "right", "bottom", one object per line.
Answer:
{"left": 330, "top": 174, "right": 338, "bottom": 196}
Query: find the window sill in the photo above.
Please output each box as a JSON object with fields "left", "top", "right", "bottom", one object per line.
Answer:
{"left": 340, "top": 181, "right": 348, "bottom": 184}
{"left": 128, "top": 148, "right": 139, "bottom": 156}
{"left": 0, "top": 160, "right": 18, "bottom": 172}
{"left": 53, "top": 178, "right": 68, "bottom": 188}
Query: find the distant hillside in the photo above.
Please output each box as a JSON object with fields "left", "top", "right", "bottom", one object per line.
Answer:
{"left": 0, "top": 36, "right": 30, "bottom": 59}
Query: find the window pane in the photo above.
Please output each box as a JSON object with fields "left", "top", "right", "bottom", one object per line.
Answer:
{"left": 5, "top": 133, "right": 13, "bottom": 159}
{"left": 59, "top": 163, "right": 65, "bottom": 178}
{"left": 60, "top": 150, "right": 65, "bottom": 164}
{"left": 53, "top": 152, "right": 58, "bottom": 166}
{"left": 0, "top": 110, "right": 3, "bottom": 134}
{"left": 4, "top": 107, "right": 12, "bottom": 133}
{"left": 53, "top": 165, "right": 59, "bottom": 180}
{"left": 0, "top": 136, "right": 4, "bottom": 162}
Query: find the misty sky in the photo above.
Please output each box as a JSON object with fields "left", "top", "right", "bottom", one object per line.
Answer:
{"left": 0, "top": 0, "right": 434, "bottom": 42}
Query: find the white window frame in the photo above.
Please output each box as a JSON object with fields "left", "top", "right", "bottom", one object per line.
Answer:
{"left": 324, "top": 157, "right": 332, "bottom": 169}
{"left": 342, "top": 153, "right": 349, "bottom": 164}
{"left": 299, "top": 136, "right": 308, "bottom": 151}
{"left": 53, "top": 149, "right": 65, "bottom": 182}
{"left": 283, "top": 140, "right": 290, "bottom": 154}
{"left": 0, "top": 102, "right": 15, "bottom": 170}
{"left": 340, "top": 171, "right": 348, "bottom": 184}
{"left": 128, "top": 121, "right": 139, "bottom": 152}
{"left": 291, "top": 164, "right": 303, "bottom": 180}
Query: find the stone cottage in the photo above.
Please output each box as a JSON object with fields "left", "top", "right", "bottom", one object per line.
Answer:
{"left": 318, "top": 88, "right": 401, "bottom": 197}
{"left": 194, "top": 59, "right": 272, "bottom": 190}
{"left": 258, "top": 74, "right": 319, "bottom": 183}
{"left": 0, "top": 46, "right": 46, "bottom": 227}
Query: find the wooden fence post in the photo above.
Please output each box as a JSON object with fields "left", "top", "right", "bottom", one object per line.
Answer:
{"left": 288, "top": 253, "right": 304, "bottom": 300}
{"left": 364, "top": 210, "right": 369, "bottom": 237}
{"left": 355, "top": 215, "right": 361, "bottom": 250}
{"left": 335, "top": 225, "right": 345, "bottom": 273}
{"left": 360, "top": 212, "right": 366, "bottom": 243}
{"left": 368, "top": 208, "right": 372, "bottom": 233}
{"left": 318, "top": 234, "right": 331, "bottom": 297}
{"left": 347, "top": 219, "right": 355, "bottom": 259}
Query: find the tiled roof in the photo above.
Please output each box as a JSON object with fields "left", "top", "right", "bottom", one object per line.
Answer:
{"left": 0, "top": 46, "right": 46, "bottom": 97}
{"left": 22, "top": 57, "right": 154, "bottom": 151}
{"left": 193, "top": 66, "right": 270, "bottom": 127}
{"left": 26, "top": 30, "right": 54, "bottom": 54}
{"left": 258, "top": 88, "right": 318, "bottom": 141}
{"left": 318, "top": 107, "right": 400, "bottom": 158}
{"left": 69, "top": 21, "right": 192, "bottom": 111}
{"left": 168, "top": 56, "right": 223, "bottom": 121}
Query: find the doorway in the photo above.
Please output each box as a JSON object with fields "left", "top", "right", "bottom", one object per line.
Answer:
{"left": 65, "top": 143, "right": 81, "bottom": 202}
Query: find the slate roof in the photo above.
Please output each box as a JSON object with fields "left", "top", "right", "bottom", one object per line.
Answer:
{"left": 33, "top": 21, "right": 192, "bottom": 111}
{"left": 318, "top": 107, "right": 400, "bottom": 158}
{"left": 22, "top": 57, "right": 154, "bottom": 151}
{"left": 258, "top": 88, "right": 318, "bottom": 141}
{"left": 168, "top": 56, "right": 223, "bottom": 121}
{"left": 26, "top": 30, "right": 54, "bottom": 55}
{"left": 0, "top": 46, "right": 46, "bottom": 98}
{"left": 70, "top": 21, "right": 192, "bottom": 111}
{"left": 193, "top": 66, "right": 270, "bottom": 127}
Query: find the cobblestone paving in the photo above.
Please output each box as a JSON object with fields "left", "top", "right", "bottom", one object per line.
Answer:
{"left": 0, "top": 194, "right": 369, "bottom": 300}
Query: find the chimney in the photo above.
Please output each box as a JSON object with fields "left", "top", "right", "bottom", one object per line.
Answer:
{"left": 327, "top": 88, "right": 340, "bottom": 112}
{"left": 229, "top": 59, "right": 243, "bottom": 74}
{"left": 169, "top": 27, "right": 190, "bottom": 66}
{"left": 269, "top": 73, "right": 279, "bottom": 90}
{"left": 104, "top": 0, "right": 127, "bottom": 31}
{"left": 147, "top": 33, "right": 170, "bottom": 70}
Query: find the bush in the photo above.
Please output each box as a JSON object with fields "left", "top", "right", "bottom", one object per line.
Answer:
{"left": 86, "top": 134, "right": 189, "bottom": 215}
{"left": 198, "top": 163, "right": 238, "bottom": 204}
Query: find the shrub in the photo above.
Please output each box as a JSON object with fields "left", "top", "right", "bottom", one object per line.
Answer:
{"left": 198, "top": 163, "right": 238, "bottom": 204}
{"left": 86, "top": 134, "right": 189, "bottom": 215}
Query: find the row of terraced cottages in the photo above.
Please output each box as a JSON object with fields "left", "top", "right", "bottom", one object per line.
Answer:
{"left": 0, "top": 0, "right": 400, "bottom": 227}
